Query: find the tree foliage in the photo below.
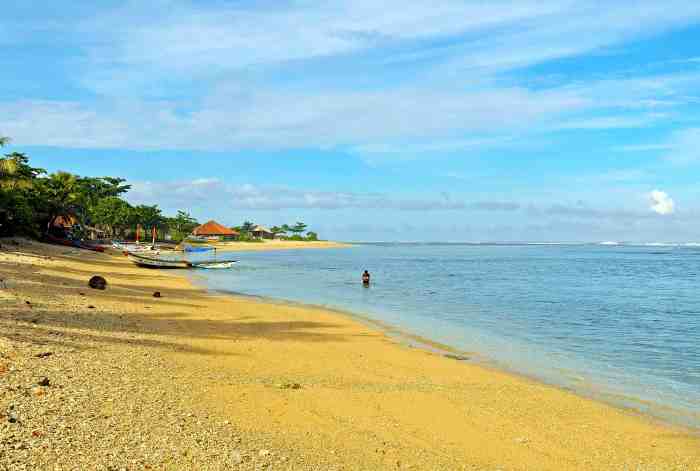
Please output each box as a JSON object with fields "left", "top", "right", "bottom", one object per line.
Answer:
{"left": 0, "top": 138, "right": 194, "bottom": 240}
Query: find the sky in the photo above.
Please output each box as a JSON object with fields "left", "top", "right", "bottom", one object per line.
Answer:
{"left": 2, "top": 0, "right": 700, "bottom": 242}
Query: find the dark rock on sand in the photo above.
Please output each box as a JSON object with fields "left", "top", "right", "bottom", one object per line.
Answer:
{"left": 88, "top": 276, "right": 107, "bottom": 290}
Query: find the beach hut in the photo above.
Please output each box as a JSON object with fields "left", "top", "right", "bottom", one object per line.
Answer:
{"left": 250, "top": 225, "right": 275, "bottom": 240}
{"left": 191, "top": 220, "right": 239, "bottom": 241}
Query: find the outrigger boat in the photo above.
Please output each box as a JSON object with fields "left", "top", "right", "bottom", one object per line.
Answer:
{"left": 127, "top": 252, "right": 237, "bottom": 269}
{"left": 182, "top": 244, "right": 216, "bottom": 253}
{"left": 195, "top": 261, "right": 235, "bottom": 269}
{"left": 128, "top": 252, "right": 192, "bottom": 268}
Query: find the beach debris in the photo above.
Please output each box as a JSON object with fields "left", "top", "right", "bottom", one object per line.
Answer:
{"left": 87, "top": 305, "right": 96, "bottom": 309}
{"left": 79, "top": 292, "right": 85, "bottom": 296}
{"left": 444, "top": 354, "right": 470, "bottom": 361}
{"left": 153, "top": 291, "right": 162, "bottom": 298}
{"left": 259, "top": 449, "right": 271, "bottom": 457}
{"left": 277, "top": 382, "right": 302, "bottom": 390}
{"left": 25, "top": 300, "right": 32, "bottom": 306}
{"left": 34, "top": 352, "right": 53, "bottom": 359}
{"left": 37, "top": 376, "right": 50, "bottom": 387}
{"left": 88, "top": 276, "right": 107, "bottom": 290}
{"left": 7, "top": 411, "right": 18, "bottom": 424}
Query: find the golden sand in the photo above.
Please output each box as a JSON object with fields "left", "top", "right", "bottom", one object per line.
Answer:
{"left": 1, "top": 240, "right": 698, "bottom": 470}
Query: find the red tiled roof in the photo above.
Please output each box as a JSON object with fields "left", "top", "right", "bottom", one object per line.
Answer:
{"left": 192, "top": 220, "right": 238, "bottom": 236}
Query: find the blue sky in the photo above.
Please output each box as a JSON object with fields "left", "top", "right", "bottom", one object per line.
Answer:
{"left": 2, "top": 1, "right": 700, "bottom": 241}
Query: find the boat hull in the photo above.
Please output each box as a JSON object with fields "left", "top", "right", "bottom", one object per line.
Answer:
{"left": 127, "top": 253, "right": 192, "bottom": 269}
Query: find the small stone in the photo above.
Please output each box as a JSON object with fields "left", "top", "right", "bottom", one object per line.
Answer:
{"left": 8, "top": 411, "right": 18, "bottom": 423}
{"left": 87, "top": 305, "right": 96, "bottom": 309}
{"left": 259, "top": 449, "right": 271, "bottom": 457}
{"left": 153, "top": 291, "right": 162, "bottom": 298}
{"left": 37, "top": 377, "right": 50, "bottom": 387}
{"left": 35, "top": 352, "right": 53, "bottom": 358}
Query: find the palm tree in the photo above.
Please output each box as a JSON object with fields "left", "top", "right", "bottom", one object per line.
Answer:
{"left": 37, "top": 171, "right": 89, "bottom": 235}
{"left": 0, "top": 152, "right": 42, "bottom": 191}
{"left": 291, "top": 222, "right": 307, "bottom": 235}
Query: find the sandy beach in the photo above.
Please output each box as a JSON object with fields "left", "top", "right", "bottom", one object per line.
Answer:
{"left": 1, "top": 239, "right": 699, "bottom": 470}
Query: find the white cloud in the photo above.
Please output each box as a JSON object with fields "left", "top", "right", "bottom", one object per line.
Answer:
{"left": 649, "top": 190, "right": 675, "bottom": 215}
{"left": 555, "top": 114, "right": 665, "bottom": 130}
{"left": 76, "top": 1, "right": 700, "bottom": 83}
{"left": 616, "top": 144, "right": 673, "bottom": 152}
{"left": 663, "top": 128, "right": 700, "bottom": 164}
{"left": 126, "top": 178, "right": 524, "bottom": 212}
{"left": 2, "top": 1, "right": 700, "bottom": 154}
{"left": 0, "top": 87, "right": 585, "bottom": 151}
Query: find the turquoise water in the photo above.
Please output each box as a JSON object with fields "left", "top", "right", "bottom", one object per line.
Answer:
{"left": 191, "top": 243, "right": 700, "bottom": 427}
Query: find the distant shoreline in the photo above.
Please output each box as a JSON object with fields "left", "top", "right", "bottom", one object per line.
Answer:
{"left": 211, "top": 239, "right": 352, "bottom": 252}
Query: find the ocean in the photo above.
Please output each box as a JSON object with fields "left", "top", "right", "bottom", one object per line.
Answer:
{"left": 189, "top": 243, "right": 700, "bottom": 428}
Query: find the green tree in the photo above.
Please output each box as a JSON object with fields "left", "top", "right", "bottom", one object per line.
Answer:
{"left": 90, "top": 197, "right": 134, "bottom": 237}
{"left": 167, "top": 210, "right": 199, "bottom": 241}
{"left": 290, "top": 222, "right": 307, "bottom": 235}
{"left": 35, "top": 171, "right": 85, "bottom": 235}
{"left": 132, "top": 205, "right": 164, "bottom": 229}
{"left": 240, "top": 221, "right": 255, "bottom": 234}
{"left": 0, "top": 152, "right": 44, "bottom": 191}
{"left": 270, "top": 225, "right": 286, "bottom": 237}
{"left": 306, "top": 231, "right": 319, "bottom": 241}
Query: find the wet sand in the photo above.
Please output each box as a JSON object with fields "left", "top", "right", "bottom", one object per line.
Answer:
{"left": 1, "top": 239, "right": 699, "bottom": 470}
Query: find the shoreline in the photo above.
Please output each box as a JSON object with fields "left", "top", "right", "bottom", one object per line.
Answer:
{"left": 209, "top": 240, "right": 353, "bottom": 252}
{"left": 2, "top": 240, "right": 700, "bottom": 469}
{"left": 199, "top": 284, "right": 700, "bottom": 433}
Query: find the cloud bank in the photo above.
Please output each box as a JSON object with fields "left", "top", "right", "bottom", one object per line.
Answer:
{"left": 1, "top": 1, "right": 700, "bottom": 154}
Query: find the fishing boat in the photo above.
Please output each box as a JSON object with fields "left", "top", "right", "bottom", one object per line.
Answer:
{"left": 127, "top": 252, "right": 237, "bottom": 269}
{"left": 183, "top": 244, "right": 216, "bottom": 253}
{"left": 193, "top": 260, "right": 236, "bottom": 269}
{"left": 127, "top": 252, "right": 192, "bottom": 268}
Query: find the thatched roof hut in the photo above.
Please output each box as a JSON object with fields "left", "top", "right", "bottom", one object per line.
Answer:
{"left": 191, "top": 220, "right": 239, "bottom": 240}
{"left": 251, "top": 225, "right": 274, "bottom": 239}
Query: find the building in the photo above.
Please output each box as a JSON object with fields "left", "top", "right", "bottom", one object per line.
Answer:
{"left": 191, "top": 220, "right": 239, "bottom": 241}
{"left": 251, "top": 225, "right": 275, "bottom": 240}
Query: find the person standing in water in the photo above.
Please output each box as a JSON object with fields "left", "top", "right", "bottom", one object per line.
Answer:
{"left": 362, "top": 270, "right": 371, "bottom": 286}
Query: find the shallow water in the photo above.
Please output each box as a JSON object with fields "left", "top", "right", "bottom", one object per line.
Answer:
{"left": 190, "top": 243, "right": 700, "bottom": 427}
